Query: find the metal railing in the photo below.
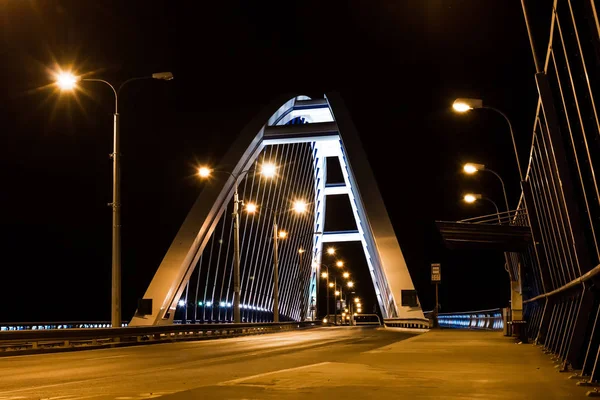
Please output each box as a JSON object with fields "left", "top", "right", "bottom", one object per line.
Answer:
{"left": 0, "top": 321, "right": 128, "bottom": 331}
{"left": 0, "top": 321, "right": 321, "bottom": 355}
{"left": 437, "top": 308, "right": 504, "bottom": 330}
{"left": 458, "top": 209, "right": 528, "bottom": 226}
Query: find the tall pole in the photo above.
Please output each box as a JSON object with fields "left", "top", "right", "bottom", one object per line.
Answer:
{"left": 334, "top": 277, "right": 337, "bottom": 325}
{"left": 273, "top": 212, "right": 280, "bottom": 323}
{"left": 232, "top": 178, "right": 241, "bottom": 323}
{"left": 298, "top": 250, "right": 304, "bottom": 321}
{"left": 484, "top": 169, "right": 510, "bottom": 213}
{"left": 111, "top": 108, "right": 121, "bottom": 328}
{"left": 434, "top": 282, "right": 439, "bottom": 327}
{"left": 326, "top": 266, "right": 330, "bottom": 320}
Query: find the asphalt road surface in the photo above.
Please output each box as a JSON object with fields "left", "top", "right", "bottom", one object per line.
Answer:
{"left": 0, "top": 326, "right": 414, "bottom": 400}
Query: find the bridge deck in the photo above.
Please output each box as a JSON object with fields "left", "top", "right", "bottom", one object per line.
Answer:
{"left": 0, "top": 328, "right": 587, "bottom": 398}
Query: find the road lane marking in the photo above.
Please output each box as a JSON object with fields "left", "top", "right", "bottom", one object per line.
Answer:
{"left": 218, "top": 362, "right": 331, "bottom": 386}
{"left": 84, "top": 355, "right": 127, "bottom": 361}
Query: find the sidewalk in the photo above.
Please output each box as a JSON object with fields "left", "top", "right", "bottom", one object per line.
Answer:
{"left": 356, "top": 329, "right": 588, "bottom": 398}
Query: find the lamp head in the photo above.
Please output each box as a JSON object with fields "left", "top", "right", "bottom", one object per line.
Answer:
{"left": 245, "top": 203, "right": 257, "bottom": 213}
{"left": 292, "top": 200, "right": 307, "bottom": 214}
{"left": 260, "top": 162, "right": 277, "bottom": 178}
{"left": 327, "top": 247, "right": 335, "bottom": 256}
{"left": 452, "top": 98, "right": 483, "bottom": 113}
{"left": 463, "top": 193, "right": 482, "bottom": 203}
{"left": 198, "top": 166, "right": 212, "bottom": 178}
{"left": 463, "top": 163, "right": 486, "bottom": 174}
{"left": 55, "top": 71, "right": 80, "bottom": 91}
{"left": 278, "top": 230, "right": 287, "bottom": 239}
{"left": 152, "top": 71, "right": 174, "bottom": 80}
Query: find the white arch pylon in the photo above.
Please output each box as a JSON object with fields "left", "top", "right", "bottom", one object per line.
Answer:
{"left": 130, "top": 93, "right": 427, "bottom": 327}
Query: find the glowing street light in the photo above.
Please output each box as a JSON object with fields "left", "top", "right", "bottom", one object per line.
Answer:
{"left": 53, "top": 68, "right": 173, "bottom": 328}
{"left": 198, "top": 166, "right": 212, "bottom": 178}
{"left": 356, "top": 303, "right": 362, "bottom": 308}
{"left": 329, "top": 282, "right": 334, "bottom": 288}
{"left": 336, "top": 260, "right": 344, "bottom": 268}
{"left": 463, "top": 163, "right": 485, "bottom": 174}
{"left": 327, "top": 247, "right": 336, "bottom": 255}
{"left": 452, "top": 98, "right": 483, "bottom": 113}
{"left": 354, "top": 298, "right": 360, "bottom": 303}
{"left": 343, "top": 272, "right": 350, "bottom": 279}
{"left": 293, "top": 200, "right": 308, "bottom": 214}
{"left": 245, "top": 203, "right": 257, "bottom": 213}
{"left": 357, "top": 308, "right": 362, "bottom": 313}
{"left": 452, "top": 97, "right": 523, "bottom": 182}
{"left": 335, "top": 290, "right": 340, "bottom": 296}
{"left": 463, "top": 193, "right": 481, "bottom": 203}
{"left": 347, "top": 281, "right": 354, "bottom": 288}
{"left": 260, "top": 162, "right": 277, "bottom": 178}
{"left": 298, "top": 248, "right": 305, "bottom": 254}
{"left": 464, "top": 193, "right": 501, "bottom": 221}
{"left": 278, "top": 231, "right": 288, "bottom": 239}
{"left": 321, "top": 272, "right": 328, "bottom": 278}
{"left": 197, "top": 164, "right": 276, "bottom": 324}
{"left": 55, "top": 71, "right": 79, "bottom": 90}
{"left": 462, "top": 162, "right": 510, "bottom": 213}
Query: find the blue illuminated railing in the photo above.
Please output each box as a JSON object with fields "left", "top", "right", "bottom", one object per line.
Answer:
{"left": 437, "top": 308, "right": 504, "bottom": 330}
{"left": 0, "top": 321, "right": 129, "bottom": 331}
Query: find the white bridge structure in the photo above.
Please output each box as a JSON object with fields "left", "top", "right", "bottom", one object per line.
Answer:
{"left": 130, "top": 93, "right": 427, "bottom": 329}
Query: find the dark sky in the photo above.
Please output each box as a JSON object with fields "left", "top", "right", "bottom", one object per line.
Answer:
{"left": 0, "top": 1, "right": 550, "bottom": 322}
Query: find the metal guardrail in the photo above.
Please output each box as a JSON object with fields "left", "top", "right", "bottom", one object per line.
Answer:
{"left": 0, "top": 321, "right": 321, "bottom": 355}
{"left": 437, "top": 308, "right": 504, "bottom": 330}
{"left": 0, "top": 321, "right": 128, "bottom": 331}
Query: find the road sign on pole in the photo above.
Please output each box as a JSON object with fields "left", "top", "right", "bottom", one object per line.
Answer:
{"left": 431, "top": 263, "right": 441, "bottom": 282}
{"left": 431, "top": 263, "right": 441, "bottom": 329}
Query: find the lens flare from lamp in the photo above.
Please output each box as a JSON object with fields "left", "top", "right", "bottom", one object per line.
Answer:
{"left": 347, "top": 281, "right": 354, "bottom": 288}
{"left": 198, "top": 167, "right": 211, "bottom": 178}
{"left": 260, "top": 162, "right": 276, "bottom": 178}
{"left": 336, "top": 260, "right": 344, "bottom": 267}
{"left": 327, "top": 247, "right": 335, "bottom": 255}
{"left": 55, "top": 71, "right": 79, "bottom": 90}
{"left": 463, "top": 164, "right": 477, "bottom": 174}
{"left": 321, "top": 272, "right": 328, "bottom": 278}
{"left": 464, "top": 194, "right": 478, "bottom": 203}
{"left": 452, "top": 102, "right": 471, "bottom": 112}
{"left": 245, "top": 203, "right": 257, "bottom": 213}
{"left": 278, "top": 231, "right": 287, "bottom": 239}
{"left": 293, "top": 200, "right": 307, "bottom": 214}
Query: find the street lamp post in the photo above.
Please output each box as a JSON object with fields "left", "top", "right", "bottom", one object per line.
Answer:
{"left": 198, "top": 163, "right": 275, "bottom": 323}
{"left": 55, "top": 71, "right": 173, "bottom": 328}
{"left": 298, "top": 248, "right": 305, "bottom": 321}
{"left": 463, "top": 193, "right": 501, "bottom": 223}
{"left": 320, "top": 266, "right": 330, "bottom": 320}
{"left": 452, "top": 98, "right": 523, "bottom": 182}
{"left": 254, "top": 199, "right": 307, "bottom": 323}
{"left": 463, "top": 163, "right": 510, "bottom": 213}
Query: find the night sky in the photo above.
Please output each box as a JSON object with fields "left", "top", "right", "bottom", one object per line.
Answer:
{"left": 1, "top": 1, "right": 550, "bottom": 322}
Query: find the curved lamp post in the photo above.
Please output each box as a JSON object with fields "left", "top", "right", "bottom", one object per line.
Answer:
{"left": 198, "top": 162, "right": 276, "bottom": 323}
{"left": 463, "top": 163, "right": 510, "bottom": 213}
{"left": 55, "top": 70, "right": 173, "bottom": 328}
{"left": 464, "top": 193, "right": 501, "bottom": 224}
{"left": 452, "top": 98, "right": 523, "bottom": 182}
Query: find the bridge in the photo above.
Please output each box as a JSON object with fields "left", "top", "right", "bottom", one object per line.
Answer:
{"left": 3, "top": 0, "right": 600, "bottom": 398}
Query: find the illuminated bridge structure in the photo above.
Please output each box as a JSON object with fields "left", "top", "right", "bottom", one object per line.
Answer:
{"left": 129, "top": 93, "right": 427, "bottom": 329}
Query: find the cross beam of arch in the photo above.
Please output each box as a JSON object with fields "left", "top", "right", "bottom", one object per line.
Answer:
{"left": 130, "top": 93, "right": 426, "bottom": 327}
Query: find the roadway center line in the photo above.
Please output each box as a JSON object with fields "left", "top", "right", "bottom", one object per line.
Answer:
{"left": 218, "top": 362, "right": 331, "bottom": 386}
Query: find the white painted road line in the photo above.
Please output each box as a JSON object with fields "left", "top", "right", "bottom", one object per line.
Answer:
{"left": 218, "top": 362, "right": 331, "bottom": 386}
